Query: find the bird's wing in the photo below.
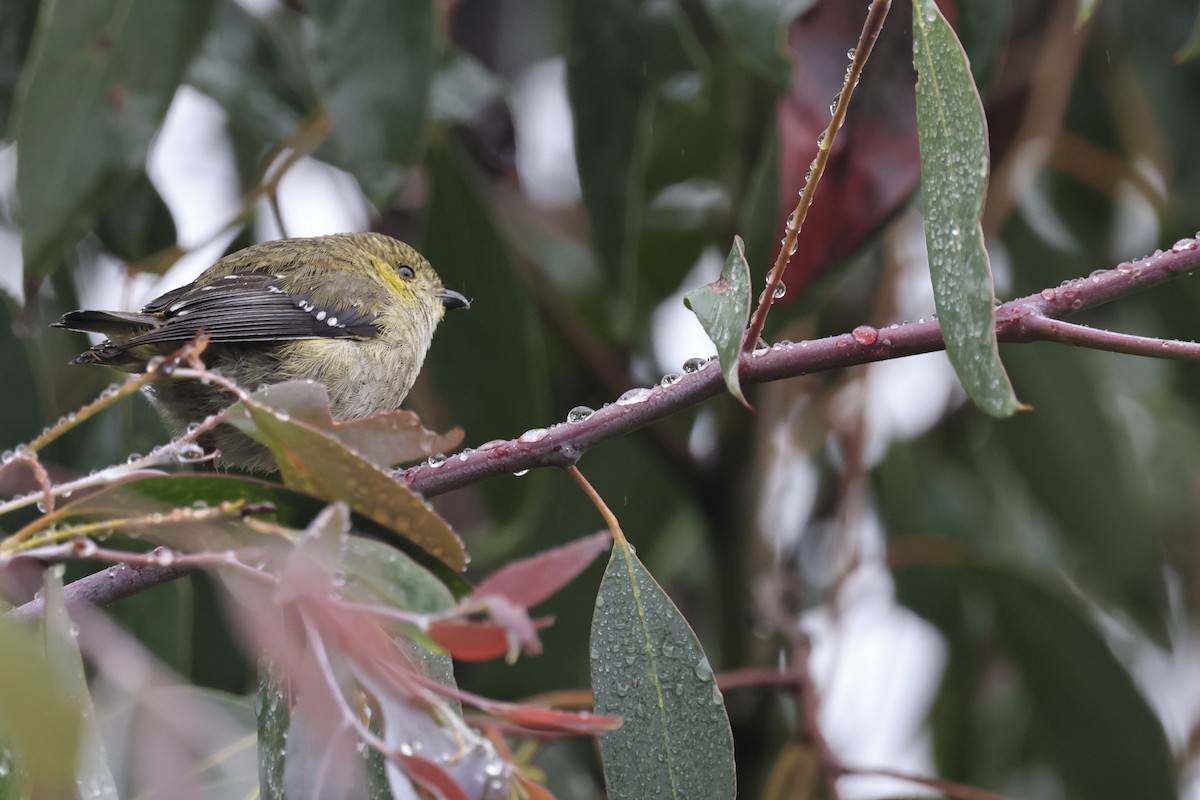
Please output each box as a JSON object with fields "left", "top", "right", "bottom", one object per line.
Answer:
{"left": 123, "top": 271, "right": 380, "bottom": 346}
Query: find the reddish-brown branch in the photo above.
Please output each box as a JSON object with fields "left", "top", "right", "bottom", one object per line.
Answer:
{"left": 404, "top": 239, "right": 1200, "bottom": 498}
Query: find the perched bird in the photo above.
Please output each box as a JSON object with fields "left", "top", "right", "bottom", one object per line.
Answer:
{"left": 55, "top": 233, "right": 469, "bottom": 470}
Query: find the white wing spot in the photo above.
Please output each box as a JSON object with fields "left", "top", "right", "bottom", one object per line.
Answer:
{"left": 316, "top": 310, "right": 327, "bottom": 321}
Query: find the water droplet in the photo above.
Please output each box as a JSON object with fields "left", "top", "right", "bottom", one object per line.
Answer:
{"left": 846, "top": 46, "right": 857, "bottom": 59}
{"left": 682, "top": 357, "right": 708, "bottom": 373}
{"left": 616, "top": 388, "right": 653, "bottom": 406}
{"left": 512, "top": 468, "right": 529, "bottom": 477}
{"left": 427, "top": 453, "right": 447, "bottom": 468}
{"left": 1116, "top": 262, "right": 1134, "bottom": 274}
{"left": 151, "top": 546, "right": 176, "bottom": 567}
{"left": 519, "top": 427, "right": 549, "bottom": 443}
{"left": 660, "top": 372, "right": 682, "bottom": 387}
{"left": 774, "top": 282, "right": 787, "bottom": 299}
{"left": 852, "top": 325, "right": 878, "bottom": 345}
{"left": 1040, "top": 289, "right": 1056, "bottom": 300}
{"left": 1171, "top": 238, "right": 1196, "bottom": 252}
{"left": 566, "top": 406, "right": 595, "bottom": 423}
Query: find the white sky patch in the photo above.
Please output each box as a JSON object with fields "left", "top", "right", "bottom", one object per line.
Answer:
{"left": 651, "top": 246, "right": 721, "bottom": 374}
{"left": 255, "top": 156, "right": 371, "bottom": 241}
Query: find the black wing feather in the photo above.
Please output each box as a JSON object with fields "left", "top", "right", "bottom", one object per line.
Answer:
{"left": 124, "top": 272, "right": 379, "bottom": 347}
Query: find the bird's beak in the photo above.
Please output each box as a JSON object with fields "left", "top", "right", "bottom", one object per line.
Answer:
{"left": 438, "top": 288, "right": 470, "bottom": 311}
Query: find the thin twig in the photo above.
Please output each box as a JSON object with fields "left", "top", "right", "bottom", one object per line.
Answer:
{"left": 564, "top": 465, "right": 626, "bottom": 544}
{"left": 743, "top": 0, "right": 892, "bottom": 352}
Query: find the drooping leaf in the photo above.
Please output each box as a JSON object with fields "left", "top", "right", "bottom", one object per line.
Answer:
{"left": 566, "top": 0, "right": 705, "bottom": 296}
{"left": 684, "top": 236, "right": 751, "bottom": 406}
{"left": 701, "top": 0, "right": 813, "bottom": 86}
{"left": 305, "top": 0, "right": 436, "bottom": 205}
{"left": 590, "top": 538, "right": 735, "bottom": 799}
{"left": 13, "top": 0, "right": 216, "bottom": 276}
{"left": 912, "top": 0, "right": 1023, "bottom": 417}
{"left": 230, "top": 399, "right": 466, "bottom": 571}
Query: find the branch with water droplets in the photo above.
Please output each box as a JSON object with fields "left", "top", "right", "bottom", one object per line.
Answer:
{"left": 403, "top": 237, "right": 1200, "bottom": 498}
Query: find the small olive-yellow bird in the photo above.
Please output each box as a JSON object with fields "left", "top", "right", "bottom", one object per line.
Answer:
{"left": 55, "top": 233, "right": 468, "bottom": 470}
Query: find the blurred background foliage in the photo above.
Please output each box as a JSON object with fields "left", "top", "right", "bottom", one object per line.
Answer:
{"left": 1, "top": 0, "right": 1200, "bottom": 797}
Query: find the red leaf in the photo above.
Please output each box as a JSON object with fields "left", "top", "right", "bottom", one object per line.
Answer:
{"left": 397, "top": 753, "right": 472, "bottom": 800}
{"left": 428, "top": 615, "right": 551, "bottom": 662}
{"left": 473, "top": 531, "right": 612, "bottom": 609}
{"left": 493, "top": 705, "right": 623, "bottom": 736}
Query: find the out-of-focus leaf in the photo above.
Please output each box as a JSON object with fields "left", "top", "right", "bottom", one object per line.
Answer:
{"left": 248, "top": 381, "right": 463, "bottom": 468}
{"left": 590, "top": 538, "right": 735, "bottom": 799}
{"left": 1076, "top": 0, "right": 1098, "bottom": 26}
{"left": 421, "top": 143, "right": 551, "bottom": 520}
{"left": 1174, "top": 5, "right": 1200, "bottom": 62}
{"left": 0, "top": 613, "right": 81, "bottom": 791}
{"left": 761, "top": 739, "right": 820, "bottom": 800}
{"left": 701, "top": 0, "right": 813, "bottom": 86}
{"left": 43, "top": 567, "right": 118, "bottom": 800}
{"left": 187, "top": 0, "right": 315, "bottom": 146}
{"left": 912, "top": 0, "right": 1022, "bottom": 417}
{"left": 473, "top": 530, "right": 611, "bottom": 609}
{"left": 973, "top": 566, "right": 1175, "bottom": 800}
{"left": 257, "top": 669, "right": 288, "bottom": 800}
{"left": 684, "top": 236, "right": 751, "bottom": 405}
{"left": 108, "top": 577, "right": 193, "bottom": 678}
{"left": 566, "top": 0, "right": 705, "bottom": 293}
{"left": 13, "top": 0, "right": 216, "bottom": 276}
{"left": 94, "top": 172, "right": 177, "bottom": 265}
{"left": 306, "top": 0, "right": 436, "bottom": 205}
{"left": 0, "top": 0, "right": 39, "bottom": 134}
{"left": 432, "top": 48, "right": 505, "bottom": 124}
{"left": 231, "top": 400, "right": 466, "bottom": 571}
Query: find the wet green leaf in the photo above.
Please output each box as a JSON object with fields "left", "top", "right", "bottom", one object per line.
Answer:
{"left": 684, "top": 236, "right": 751, "bottom": 406}
{"left": 13, "top": 0, "right": 216, "bottom": 275}
{"left": 0, "top": 0, "right": 39, "bottom": 134}
{"left": 306, "top": 0, "right": 436, "bottom": 205}
{"left": 912, "top": 0, "right": 1022, "bottom": 417}
{"left": 590, "top": 538, "right": 735, "bottom": 799}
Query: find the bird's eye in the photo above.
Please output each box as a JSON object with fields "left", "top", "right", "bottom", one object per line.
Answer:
{"left": 397, "top": 265, "right": 416, "bottom": 280}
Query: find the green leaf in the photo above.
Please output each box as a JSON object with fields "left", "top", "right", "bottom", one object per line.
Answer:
{"left": 306, "top": 0, "right": 436, "bottom": 205}
{"left": 684, "top": 236, "right": 751, "bottom": 406}
{"left": 42, "top": 567, "right": 119, "bottom": 800}
{"left": 231, "top": 400, "right": 467, "bottom": 571}
{"left": 1076, "top": 0, "right": 1098, "bottom": 26}
{"left": 186, "top": 0, "right": 316, "bottom": 147}
{"left": 0, "top": 612, "right": 81, "bottom": 791}
{"left": 972, "top": 567, "right": 1175, "bottom": 800}
{"left": 566, "top": 0, "right": 705, "bottom": 298}
{"left": 1174, "top": 4, "right": 1200, "bottom": 62}
{"left": 431, "top": 48, "right": 504, "bottom": 124}
{"left": 257, "top": 668, "right": 288, "bottom": 800}
{"left": 700, "top": 0, "right": 813, "bottom": 86}
{"left": 94, "top": 171, "right": 177, "bottom": 265}
{"left": 912, "top": 0, "right": 1022, "bottom": 417}
{"left": 13, "top": 0, "right": 216, "bottom": 276}
{"left": 421, "top": 142, "right": 551, "bottom": 521}
{"left": 0, "top": 0, "right": 39, "bottom": 134}
{"left": 590, "top": 538, "right": 736, "bottom": 799}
